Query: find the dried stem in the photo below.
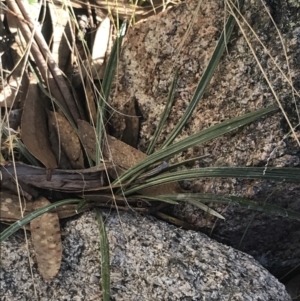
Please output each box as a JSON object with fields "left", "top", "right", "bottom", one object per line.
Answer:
{"left": 6, "top": 0, "right": 82, "bottom": 124}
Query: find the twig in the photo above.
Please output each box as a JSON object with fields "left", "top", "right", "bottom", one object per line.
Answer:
{"left": 6, "top": 0, "right": 82, "bottom": 124}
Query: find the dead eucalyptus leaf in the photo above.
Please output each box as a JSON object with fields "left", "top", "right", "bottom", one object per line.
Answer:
{"left": 21, "top": 77, "right": 58, "bottom": 169}
{"left": 53, "top": 204, "right": 92, "bottom": 219}
{"left": 85, "top": 80, "right": 97, "bottom": 125}
{"left": 47, "top": 111, "right": 84, "bottom": 169}
{"left": 78, "top": 119, "right": 97, "bottom": 161}
{"left": 77, "top": 119, "right": 182, "bottom": 195}
{"left": 1, "top": 174, "right": 38, "bottom": 200}
{"left": 78, "top": 119, "right": 147, "bottom": 169}
{"left": 92, "top": 16, "right": 110, "bottom": 61}
{"left": 120, "top": 98, "right": 140, "bottom": 148}
{"left": 109, "top": 97, "right": 140, "bottom": 148}
{"left": 104, "top": 135, "right": 148, "bottom": 169}
{"left": 49, "top": 2, "right": 72, "bottom": 72}
{"left": 0, "top": 83, "right": 14, "bottom": 107}
{"left": 90, "top": 16, "right": 110, "bottom": 79}
{"left": 0, "top": 190, "right": 93, "bottom": 222}
{"left": 0, "top": 78, "right": 22, "bottom": 108}
{"left": 0, "top": 190, "right": 33, "bottom": 222}
{"left": 48, "top": 115, "right": 73, "bottom": 169}
{"left": 30, "top": 196, "right": 62, "bottom": 281}
{"left": 74, "top": 16, "right": 111, "bottom": 82}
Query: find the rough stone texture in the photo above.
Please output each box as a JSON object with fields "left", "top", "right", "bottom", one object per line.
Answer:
{"left": 110, "top": 0, "right": 300, "bottom": 277}
{"left": 0, "top": 211, "right": 292, "bottom": 300}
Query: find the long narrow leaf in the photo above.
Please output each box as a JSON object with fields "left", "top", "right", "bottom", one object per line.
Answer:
{"left": 101, "top": 22, "right": 127, "bottom": 107}
{"left": 185, "top": 198, "right": 225, "bottom": 219}
{"left": 123, "top": 166, "right": 300, "bottom": 194}
{"left": 161, "top": 0, "right": 245, "bottom": 148}
{"left": 95, "top": 209, "right": 110, "bottom": 301}
{"left": 160, "top": 193, "right": 300, "bottom": 221}
{"left": 166, "top": 154, "right": 210, "bottom": 170}
{"left": 134, "top": 195, "right": 224, "bottom": 218}
{"left": 147, "top": 70, "right": 179, "bottom": 155}
{"left": 116, "top": 105, "right": 279, "bottom": 184}
{"left": 96, "top": 22, "right": 127, "bottom": 164}
{"left": 129, "top": 195, "right": 179, "bottom": 205}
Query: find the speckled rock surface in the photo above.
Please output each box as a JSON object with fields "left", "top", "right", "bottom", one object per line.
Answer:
{"left": 110, "top": 0, "right": 300, "bottom": 277}
{"left": 0, "top": 211, "right": 292, "bottom": 300}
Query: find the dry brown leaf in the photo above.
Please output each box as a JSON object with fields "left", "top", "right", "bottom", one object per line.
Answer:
{"left": 85, "top": 80, "right": 97, "bottom": 125}
{"left": 92, "top": 17, "right": 110, "bottom": 61}
{"left": 49, "top": 2, "right": 73, "bottom": 72}
{"left": 30, "top": 196, "right": 62, "bottom": 280}
{"left": 0, "top": 190, "right": 33, "bottom": 222}
{"left": 78, "top": 119, "right": 145, "bottom": 166}
{"left": 0, "top": 190, "right": 93, "bottom": 222}
{"left": 77, "top": 119, "right": 182, "bottom": 195}
{"left": 47, "top": 111, "right": 84, "bottom": 169}
{"left": 21, "top": 77, "right": 58, "bottom": 169}
{"left": 119, "top": 98, "right": 140, "bottom": 148}
{"left": 77, "top": 119, "right": 97, "bottom": 161}
{"left": 89, "top": 16, "right": 110, "bottom": 79}
{"left": 72, "top": 16, "right": 111, "bottom": 85}
{"left": 0, "top": 79, "right": 21, "bottom": 108}
{"left": 48, "top": 115, "right": 73, "bottom": 169}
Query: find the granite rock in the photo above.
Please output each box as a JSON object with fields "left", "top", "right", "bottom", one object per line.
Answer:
{"left": 0, "top": 211, "right": 292, "bottom": 300}
{"left": 110, "top": 0, "right": 300, "bottom": 277}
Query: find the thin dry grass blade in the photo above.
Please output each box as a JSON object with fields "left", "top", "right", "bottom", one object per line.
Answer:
{"left": 95, "top": 209, "right": 110, "bottom": 301}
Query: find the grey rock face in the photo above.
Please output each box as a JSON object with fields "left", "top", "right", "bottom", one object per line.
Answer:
{"left": 110, "top": 0, "right": 300, "bottom": 277}
{"left": 0, "top": 211, "right": 291, "bottom": 300}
